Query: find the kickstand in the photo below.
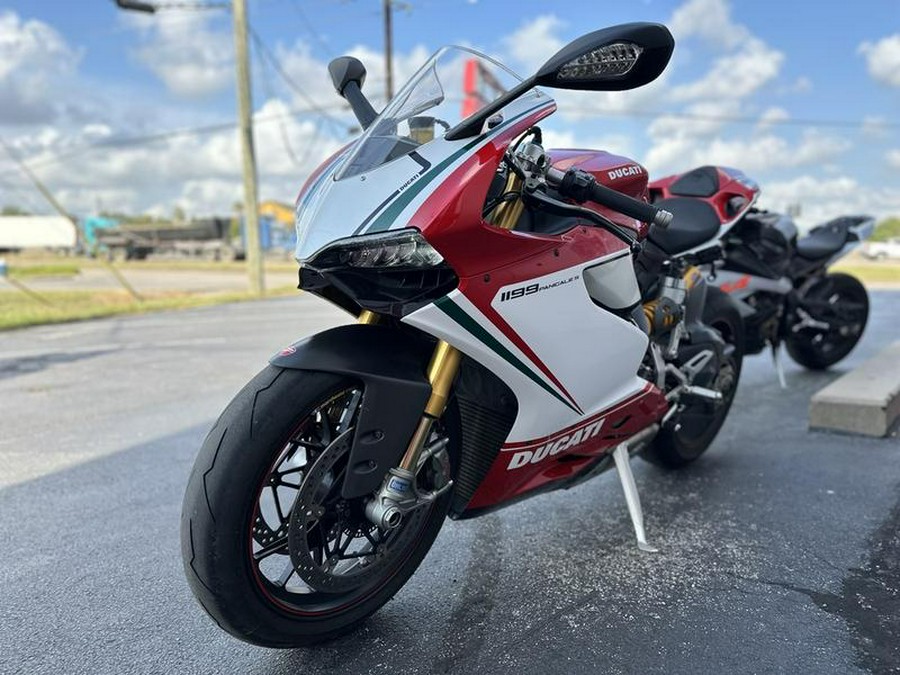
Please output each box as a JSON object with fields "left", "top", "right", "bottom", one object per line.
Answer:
{"left": 612, "top": 443, "right": 658, "bottom": 553}
{"left": 771, "top": 341, "right": 787, "bottom": 389}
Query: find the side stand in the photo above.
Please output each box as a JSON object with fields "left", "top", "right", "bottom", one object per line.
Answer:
{"left": 612, "top": 442, "right": 658, "bottom": 553}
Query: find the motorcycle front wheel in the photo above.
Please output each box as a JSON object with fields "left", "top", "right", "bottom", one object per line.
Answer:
{"left": 786, "top": 272, "right": 869, "bottom": 370}
{"left": 181, "top": 366, "right": 457, "bottom": 647}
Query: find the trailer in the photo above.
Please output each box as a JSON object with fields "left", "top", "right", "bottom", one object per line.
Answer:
{"left": 94, "top": 218, "right": 239, "bottom": 261}
{"left": 0, "top": 216, "right": 77, "bottom": 252}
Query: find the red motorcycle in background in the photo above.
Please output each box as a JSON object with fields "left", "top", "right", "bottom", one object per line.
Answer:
{"left": 649, "top": 166, "right": 873, "bottom": 381}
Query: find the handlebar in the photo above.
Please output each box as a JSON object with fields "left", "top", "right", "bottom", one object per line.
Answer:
{"left": 546, "top": 167, "right": 673, "bottom": 229}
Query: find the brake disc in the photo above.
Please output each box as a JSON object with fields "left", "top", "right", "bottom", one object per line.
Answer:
{"left": 288, "top": 429, "right": 429, "bottom": 594}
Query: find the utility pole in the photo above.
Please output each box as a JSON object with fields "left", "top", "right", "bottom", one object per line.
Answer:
{"left": 232, "top": 0, "right": 264, "bottom": 295}
{"left": 383, "top": 0, "right": 394, "bottom": 101}
{"left": 116, "top": 0, "right": 264, "bottom": 296}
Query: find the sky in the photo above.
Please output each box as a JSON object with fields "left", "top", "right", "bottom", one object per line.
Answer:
{"left": 0, "top": 0, "right": 898, "bottom": 228}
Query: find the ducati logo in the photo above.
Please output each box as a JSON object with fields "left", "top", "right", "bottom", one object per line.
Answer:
{"left": 607, "top": 165, "right": 642, "bottom": 180}
{"left": 506, "top": 419, "right": 605, "bottom": 470}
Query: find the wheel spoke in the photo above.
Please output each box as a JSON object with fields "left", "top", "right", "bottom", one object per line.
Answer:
{"left": 254, "top": 537, "right": 288, "bottom": 561}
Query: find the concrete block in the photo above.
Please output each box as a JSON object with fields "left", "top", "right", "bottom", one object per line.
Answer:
{"left": 809, "top": 341, "right": 900, "bottom": 437}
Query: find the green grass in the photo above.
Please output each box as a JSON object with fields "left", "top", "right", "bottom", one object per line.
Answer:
{"left": 8, "top": 262, "right": 82, "bottom": 279}
{"left": 0, "top": 287, "right": 296, "bottom": 331}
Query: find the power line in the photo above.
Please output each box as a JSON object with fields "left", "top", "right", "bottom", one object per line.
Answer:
{"left": 284, "top": 0, "right": 330, "bottom": 52}
{"left": 247, "top": 24, "right": 347, "bottom": 133}
{"left": 558, "top": 104, "right": 900, "bottom": 131}
{"left": 0, "top": 103, "right": 350, "bottom": 178}
{"left": 254, "top": 36, "right": 308, "bottom": 167}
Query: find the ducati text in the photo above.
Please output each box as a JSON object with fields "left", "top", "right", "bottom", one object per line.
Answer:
{"left": 506, "top": 419, "right": 605, "bottom": 470}
{"left": 607, "top": 165, "right": 642, "bottom": 180}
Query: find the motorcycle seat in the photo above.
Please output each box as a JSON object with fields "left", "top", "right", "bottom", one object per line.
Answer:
{"left": 795, "top": 219, "right": 851, "bottom": 260}
{"left": 668, "top": 165, "right": 720, "bottom": 197}
{"left": 649, "top": 197, "right": 722, "bottom": 254}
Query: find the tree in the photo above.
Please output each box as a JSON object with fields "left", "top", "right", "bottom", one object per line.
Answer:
{"left": 871, "top": 217, "right": 900, "bottom": 242}
{"left": 2, "top": 205, "right": 30, "bottom": 216}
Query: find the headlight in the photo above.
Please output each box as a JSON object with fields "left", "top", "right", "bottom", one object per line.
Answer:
{"left": 308, "top": 229, "right": 444, "bottom": 270}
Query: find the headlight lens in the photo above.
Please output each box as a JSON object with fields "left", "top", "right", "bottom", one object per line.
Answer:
{"left": 309, "top": 229, "right": 444, "bottom": 269}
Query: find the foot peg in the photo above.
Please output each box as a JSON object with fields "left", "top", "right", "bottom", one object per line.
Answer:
{"left": 612, "top": 442, "right": 657, "bottom": 553}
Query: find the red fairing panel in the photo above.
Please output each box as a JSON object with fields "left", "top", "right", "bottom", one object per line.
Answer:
{"left": 409, "top": 114, "right": 667, "bottom": 515}
{"left": 464, "top": 384, "right": 666, "bottom": 512}
{"left": 649, "top": 166, "right": 760, "bottom": 223}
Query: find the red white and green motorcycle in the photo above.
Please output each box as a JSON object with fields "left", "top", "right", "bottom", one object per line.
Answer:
{"left": 181, "top": 22, "right": 745, "bottom": 646}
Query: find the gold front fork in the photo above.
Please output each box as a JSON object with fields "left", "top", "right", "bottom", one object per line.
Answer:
{"left": 357, "top": 309, "right": 379, "bottom": 324}
{"left": 486, "top": 171, "right": 525, "bottom": 231}
{"left": 399, "top": 340, "right": 461, "bottom": 471}
{"left": 357, "top": 310, "right": 461, "bottom": 470}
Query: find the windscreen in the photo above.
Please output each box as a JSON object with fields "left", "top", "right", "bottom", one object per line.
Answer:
{"left": 336, "top": 46, "right": 527, "bottom": 179}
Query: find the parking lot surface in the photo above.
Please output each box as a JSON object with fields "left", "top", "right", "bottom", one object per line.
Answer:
{"left": 1, "top": 291, "right": 898, "bottom": 674}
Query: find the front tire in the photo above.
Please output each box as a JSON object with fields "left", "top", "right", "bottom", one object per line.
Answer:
{"left": 181, "top": 366, "right": 455, "bottom": 647}
{"left": 643, "top": 288, "right": 744, "bottom": 468}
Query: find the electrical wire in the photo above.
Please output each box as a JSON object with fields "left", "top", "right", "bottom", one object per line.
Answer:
{"left": 248, "top": 24, "right": 348, "bottom": 133}
{"left": 0, "top": 103, "right": 350, "bottom": 179}
{"left": 284, "top": 0, "right": 330, "bottom": 52}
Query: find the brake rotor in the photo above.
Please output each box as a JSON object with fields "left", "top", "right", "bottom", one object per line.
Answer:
{"left": 288, "top": 429, "right": 429, "bottom": 594}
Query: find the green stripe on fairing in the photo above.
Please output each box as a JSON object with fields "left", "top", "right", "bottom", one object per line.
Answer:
{"left": 364, "top": 102, "right": 550, "bottom": 234}
{"left": 434, "top": 296, "right": 581, "bottom": 414}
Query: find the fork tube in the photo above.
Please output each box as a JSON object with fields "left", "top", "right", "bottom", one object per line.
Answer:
{"left": 398, "top": 340, "right": 461, "bottom": 471}
{"left": 358, "top": 309, "right": 379, "bottom": 324}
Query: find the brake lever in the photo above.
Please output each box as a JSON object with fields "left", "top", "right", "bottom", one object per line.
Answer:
{"left": 522, "top": 181, "right": 638, "bottom": 249}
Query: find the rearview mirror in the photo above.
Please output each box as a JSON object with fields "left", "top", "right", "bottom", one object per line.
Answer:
{"left": 328, "top": 56, "right": 378, "bottom": 129}
{"left": 533, "top": 22, "right": 674, "bottom": 91}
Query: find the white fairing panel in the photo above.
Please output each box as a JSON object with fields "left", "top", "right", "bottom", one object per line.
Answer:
{"left": 582, "top": 252, "right": 641, "bottom": 309}
{"left": 294, "top": 94, "right": 552, "bottom": 261}
{"left": 404, "top": 252, "right": 650, "bottom": 443}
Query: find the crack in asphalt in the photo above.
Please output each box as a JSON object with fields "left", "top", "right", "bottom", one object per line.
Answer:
{"left": 723, "top": 494, "right": 900, "bottom": 674}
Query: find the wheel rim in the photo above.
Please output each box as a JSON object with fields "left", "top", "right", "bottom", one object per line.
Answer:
{"left": 794, "top": 282, "right": 867, "bottom": 358}
{"left": 247, "top": 387, "right": 451, "bottom": 615}
{"left": 673, "top": 321, "right": 739, "bottom": 448}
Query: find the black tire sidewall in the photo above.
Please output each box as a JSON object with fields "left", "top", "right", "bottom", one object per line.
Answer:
{"left": 181, "top": 366, "right": 455, "bottom": 647}
{"left": 644, "top": 288, "right": 744, "bottom": 468}
{"left": 786, "top": 272, "right": 869, "bottom": 370}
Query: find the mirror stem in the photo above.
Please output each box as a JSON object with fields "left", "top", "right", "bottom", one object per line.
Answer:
{"left": 343, "top": 82, "right": 378, "bottom": 130}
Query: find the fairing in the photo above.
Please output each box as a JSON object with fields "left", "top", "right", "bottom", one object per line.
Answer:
{"left": 295, "top": 47, "right": 551, "bottom": 262}
{"left": 291, "top": 43, "right": 668, "bottom": 516}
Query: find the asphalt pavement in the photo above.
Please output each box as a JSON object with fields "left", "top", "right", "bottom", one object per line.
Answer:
{"left": 1, "top": 290, "right": 898, "bottom": 674}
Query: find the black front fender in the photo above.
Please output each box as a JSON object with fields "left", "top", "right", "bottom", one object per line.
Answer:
{"left": 270, "top": 324, "right": 433, "bottom": 499}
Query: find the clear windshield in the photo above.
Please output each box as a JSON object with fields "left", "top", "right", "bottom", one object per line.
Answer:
{"left": 336, "top": 46, "right": 528, "bottom": 179}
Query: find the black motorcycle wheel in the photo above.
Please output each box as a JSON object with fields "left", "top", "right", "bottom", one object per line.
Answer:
{"left": 643, "top": 288, "right": 744, "bottom": 468}
{"left": 181, "top": 366, "right": 457, "bottom": 647}
{"left": 786, "top": 272, "right": 869, "bottom": 370}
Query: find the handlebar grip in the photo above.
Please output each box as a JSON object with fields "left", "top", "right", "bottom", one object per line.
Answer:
{"left": 550, "top": 167, "right": 672, "bottom": 229}
{"left": 588, "top": 181, "right": 673, "bottom": 230}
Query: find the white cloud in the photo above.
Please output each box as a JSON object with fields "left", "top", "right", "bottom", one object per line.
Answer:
{"left": 887, "top": 149, "right": 900, "bottom": 169}
{"left": 669, "top": 0, "right": 749, "bottom": 49}
{"left": 129, "top": 12, "right": 234, "bottom": 98}
{"left": 644, "top": 128, "right": 850, "bottom": 178}
{"left": 757, "top": 106, "right": 790, "bottom": 131}
{"left": 858, "top": 34, "right": 900, "bottom": 87}
{"left": 0, "top": 10, "right": 80, "bottom": 124}
{"left": 501, "top": 15, "right": 565, "bottom": 73}
{"left": 672, "top": 37, "right": 784, "bottom": 102}
{"left": 758, "top": 174, "right": 900, "bottom": 228}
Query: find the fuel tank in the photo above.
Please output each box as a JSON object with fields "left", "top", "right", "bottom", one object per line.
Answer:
{"left": 548, "top": 149, "right": 650, "bottom": 239}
